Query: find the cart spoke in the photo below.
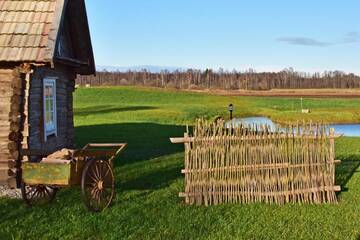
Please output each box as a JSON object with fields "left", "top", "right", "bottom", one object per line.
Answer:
{"left": 98, "top": 190, "right": 102, "bottom": 205}
{"left": 95, "top": 163, "right": 101, "bottom": 180}
{"left": 36, "top": 188, "right": 41, "bottom": 198}
{"left": 26, "top": 187, "right": 36, "bottom": 197}
{"left": 44, "top": 187, "right": 51, "bottom": 197}
{"left": 29, "top": 188, "right": 38, "bottom": 200}
{"left": 91, "top": 166, "right": 100, "bottom": 181}
{"left": 104, "top": 167, "right": 110, "bottom": 178}
{"left": 88, "top": 171, "right": 98, "bottom": 183}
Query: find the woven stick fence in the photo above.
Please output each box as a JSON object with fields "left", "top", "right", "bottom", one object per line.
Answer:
{"left": 170, "top": 119, "right": 341, "bottom": 206}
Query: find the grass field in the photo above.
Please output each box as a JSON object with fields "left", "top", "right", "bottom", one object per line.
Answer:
{"left": 0, "top": 86, "right": 359, "bottom": 240}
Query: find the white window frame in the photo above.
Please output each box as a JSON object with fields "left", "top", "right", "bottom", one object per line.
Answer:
{"left": 43, "top": 77, "right": 57, "bottom": 141}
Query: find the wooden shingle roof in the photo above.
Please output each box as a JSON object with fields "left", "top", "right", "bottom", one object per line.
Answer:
{"left": 0, "top": 0, "right": 64, "bottom": 62}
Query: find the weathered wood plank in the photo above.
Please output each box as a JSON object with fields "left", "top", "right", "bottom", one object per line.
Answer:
{"left": 22, "top": 162, "right": 72, "bottom": 186}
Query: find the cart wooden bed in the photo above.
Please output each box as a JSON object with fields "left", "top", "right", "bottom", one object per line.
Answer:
{"left": 20, "top": 143, "right": 126, "bottom": 212}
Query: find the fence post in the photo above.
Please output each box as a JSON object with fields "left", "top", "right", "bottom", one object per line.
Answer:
{"left": 329, "top": 128, "right": 335, "bottom": 184}
{"left": 184, "top": 127, "right": 190, "bottom": 204}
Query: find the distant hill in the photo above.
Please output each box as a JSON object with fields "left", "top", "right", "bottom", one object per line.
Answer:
{"left": 96, "top": 65, "right": 184, "bottom": 73}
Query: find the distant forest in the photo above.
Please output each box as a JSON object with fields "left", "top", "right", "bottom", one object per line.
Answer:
{"left": 76, "top": 68, "right": 360, "bottom": 90}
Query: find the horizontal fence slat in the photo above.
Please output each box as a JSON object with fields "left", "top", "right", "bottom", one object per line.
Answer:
{"left": 179, "top": 185, "right": 341, "bottom": 198}
{"left": 170, "top": 134, "right": 342, "bottom": 144}
{"left": 181, "top": 160, "right": 342, "bottom": 173}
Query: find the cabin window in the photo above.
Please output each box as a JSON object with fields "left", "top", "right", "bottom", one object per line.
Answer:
{"left": 43, "top": 78, "right": 57, "bottom": 141}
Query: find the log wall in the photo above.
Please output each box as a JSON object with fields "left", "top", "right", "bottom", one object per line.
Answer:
{"left": 0, "top": 68, "right": 24, "bottom": 187}
{"left": 28, "top": 65, "right": 75, "bottom": 154}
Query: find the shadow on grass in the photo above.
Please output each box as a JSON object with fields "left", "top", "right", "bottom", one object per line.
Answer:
{"left": 336, "top": 154, "right": 360, "bottom": 194}
{"left": 75, "top": 105, "right": 158, "bottom": 116}
{"left": 121, "top": 163, "right": 182, "bottom": 191}
{"left": 75, "top": 122, "right": 185, "bottom": 166}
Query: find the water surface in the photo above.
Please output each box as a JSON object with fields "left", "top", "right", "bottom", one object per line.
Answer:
{"left": 227, "top": 117, "right": 360, "bottom": 137}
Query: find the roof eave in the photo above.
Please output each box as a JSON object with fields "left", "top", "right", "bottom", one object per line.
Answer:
{"left": 44, "top": 0, "right": 67, "bottom": 65}
{"left": 80, "top": 0, "right": 96, "bottom": 75}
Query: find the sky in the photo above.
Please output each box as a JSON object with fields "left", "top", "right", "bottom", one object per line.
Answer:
{"left": 86, "top": 0, "right": 360, "bottom": 74}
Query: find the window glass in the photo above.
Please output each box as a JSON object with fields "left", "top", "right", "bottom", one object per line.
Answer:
{"left": 43, "top": 78, "right": 57, "bottom": 141}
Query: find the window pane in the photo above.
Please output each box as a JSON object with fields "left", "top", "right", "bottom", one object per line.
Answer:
{"left": 49, "top": 111, "right": 53, "bottom": 124}
{"left": 44, "top": 79, "right": 56, "bottom": 137}
{"left": 46, "top": 111, "right": 50, "bottom": 124}
{"left": 45, "top": 98, "right": 49, "bottom": 113}
{"left": 49, "top": 99, "right": 53, "bottom": 112}
{"left": 45, "top": 86, "right": 50, "bottom": 97}
{"left": 48, "top": 85, "right": 53, "bottom": 96}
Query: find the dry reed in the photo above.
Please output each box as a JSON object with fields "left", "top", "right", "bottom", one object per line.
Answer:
{"left": 179, "top": 119, "right": 340, "bottom": 205}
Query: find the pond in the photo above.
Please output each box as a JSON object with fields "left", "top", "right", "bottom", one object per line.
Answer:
{"left": 227, "top": 117, "right": 360, "bottom": 137}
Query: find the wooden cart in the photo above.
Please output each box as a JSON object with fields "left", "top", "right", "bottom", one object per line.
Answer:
{"left": 20, "top": 143, "right": 126, "bottom": 212}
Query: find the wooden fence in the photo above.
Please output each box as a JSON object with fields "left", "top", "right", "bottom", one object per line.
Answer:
{"left": 170, "top": 120, "right": 341, "bottom": 205}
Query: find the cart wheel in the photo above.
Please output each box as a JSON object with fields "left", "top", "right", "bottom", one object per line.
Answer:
{"left": 81, "top": 158, "right": 115, "bottom": 212}
{"left": 21, "top": 181, "right": 57, "bottom": 207}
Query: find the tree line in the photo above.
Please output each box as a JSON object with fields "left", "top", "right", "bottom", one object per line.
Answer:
{"left": 76, "top": 68, "right": 360, "bottom": 90}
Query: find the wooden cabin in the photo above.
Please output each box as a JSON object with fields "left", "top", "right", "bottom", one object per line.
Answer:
{"left": 0, "top": 0, "right": 95, "bottom": 187}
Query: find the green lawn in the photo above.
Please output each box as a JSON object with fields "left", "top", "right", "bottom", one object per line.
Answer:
{"left": 0, "top": 86, "right": 359, "bottom": 240}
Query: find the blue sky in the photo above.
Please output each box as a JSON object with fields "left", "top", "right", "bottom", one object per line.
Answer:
{"left": 86, "top": 0, "right": 360, "bottom": 74}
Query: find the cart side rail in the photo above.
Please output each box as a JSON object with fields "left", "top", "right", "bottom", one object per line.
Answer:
{"left": 76, "top": 143, "right": 127, "bottom": 162}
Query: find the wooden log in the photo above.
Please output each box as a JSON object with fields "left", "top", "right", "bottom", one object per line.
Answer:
{"left": 0, "top": 90, "right": 18, "bottom": 98}
{"left": 170, "top": 134, "right": 343, "bottom": 144}
{"left": 0, "top": 84, "right": 20, "bottom": 92}
{"left": 8, "top": 168, "right": 17, "bottom": 177}
{"left": 9, "top": 151, "right": 19, "bottom": 160}
{"left": 7, "top": 114, "right": 21, "bottom": 123}
{"left": 0, "top": 152, "right": 11, "bottom": 160}
{"left": 0, "top": 78, "right": 12, "bottom": 84}
{"left": 0, "top": 124, "right": 23, "bottom": 133}
{"left": 0, "top": 160, "right": 17, "bottom": 168}
{"left": 11, "top": 93, "right": 22, "bottom": 102}
{"left": 0, "top": 178, "right": 15, "bottom": 188}
{"left": 8, "top": 131, "right": 22, "bottom": 142}
{"left": 7, "top": 140, "right": 17, "bottom": 148}
{"left": 0, "top": 151, "right": 14, "bottom": 159}
{"left": 0, "top": 120, "right": 11, "bottom": 126}
{"left": 11, "top": 78, "right": 23, "bottom": 89}
{"left": 0, "top": 132, "right": 9, "bottom": 138}
{"left": 0, "top": 125, "right": 10, "bottom": 133}
{"left": 179, "top": 185, "right": 341, "bottom": 198}
{"left": 0, "top": 167, "right": 10, "bottom": 178}
{"left": 0, "top": 144, "right": 10, "bottom": 151}
{"left": 7, "top": 177, "right": 17, "bottom": 188}
{"left": 0, "top": 100, "right": 12, "bottom": 108}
